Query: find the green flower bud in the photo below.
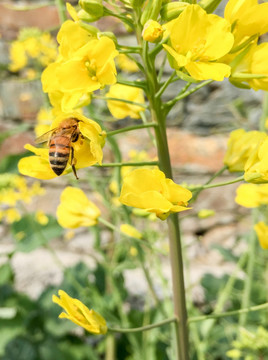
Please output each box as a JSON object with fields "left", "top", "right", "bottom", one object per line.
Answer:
{"left": 79, "top": 0, "right": 103, "bottom": 20}
{"left": 160, "top": 2, "right": 189, "bottom": 21}
{"left": 140, "top": 0, "right": 162, "bottom": 26}
{"left": 198, "top": 0, "right": 222, "bottom": 14}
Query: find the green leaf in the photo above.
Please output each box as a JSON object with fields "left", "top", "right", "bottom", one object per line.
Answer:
{"left": 3, "top": 336, "right": 38, "bottom": 360}
{"left": 0, "top": 263, "right": 14, "bottom": 285}
{"left": 11, "top": 214, "right": 63, "bottom": 252}
{"left": 211, "top": 244, "right": 239, "bottom": 263}
{"left": 0, "top": 152, "right": 31, "bottom": 174}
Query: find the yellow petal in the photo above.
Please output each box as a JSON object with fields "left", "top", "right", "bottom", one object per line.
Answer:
{"left": 186, "top": 62, "right": 231, "bottom": 81}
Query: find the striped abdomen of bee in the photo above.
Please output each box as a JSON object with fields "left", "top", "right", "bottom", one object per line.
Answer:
{"left": 49, "top": 134, "right": 73, "bottom": 176}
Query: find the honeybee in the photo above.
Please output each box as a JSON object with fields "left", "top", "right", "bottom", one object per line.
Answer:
{"left": 35, "top": 118, "right": 82, "bottom": 179}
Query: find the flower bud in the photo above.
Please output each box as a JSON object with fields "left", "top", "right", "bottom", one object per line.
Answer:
{"left": 140, "top": 0, "right": 162, "bottom": 26}
{"left": 79, "top": 0, "right": 103, "bottom": 20}
{"left": 142, "top": 20, "right": 163, "bottom": 43}
{"left": 97, "top": 32, "right": 118, "bottom": 45}
{"left": 160, "top": 2, "right": 189, "bottom": 21}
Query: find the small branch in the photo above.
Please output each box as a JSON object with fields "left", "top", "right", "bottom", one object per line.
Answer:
{"left": 55, "top": 0, "right": 67, "bottom": 23}
{"left": 107, "top": 122, "right": 157, "bottom": 137}
{"left": 155, "top": 71, "right": 177, "bottom": 98}
{"left": 116, "top": 79, "right": 147, "bottom": 90}
{"left": 94, "top": 95, "right": 147, "bottom": 109}
{"left": 164, "top": 80, "right": 213, "bottom": 110}
{"left": 94, "top": 161, "right": 159, "bottom": 167}
{"left": 108, "top": 317, "right": 177, "bottom": 333}
{"left": 189, "top": 175, "right": 244, "bottom": 191}
{"left": 189, "top": 302, "right": 268, "bottom": 323}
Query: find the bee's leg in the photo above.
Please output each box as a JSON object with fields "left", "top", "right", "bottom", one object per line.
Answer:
{"left": 70, "top": 146, "right": 79, "bottom": 180}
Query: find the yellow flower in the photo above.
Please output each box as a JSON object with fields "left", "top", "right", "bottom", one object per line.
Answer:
{"left": 244, "top": 137, "right": 268, "bottom": 183}
{"left": 116, "top": 54, "right": 139, "bottom": 73}
{"left": 120, "top": 224, "right": 142, "bottom": 239}
{"left": 224, "top": 0, "right": 268, "bottom": 48}
{"left": 224, "top": 129, "right": 266, "bottom": 172}
{"left": 163, "top": 4, "right": 234, "bottom": 81}
{"left": 119, "top": 168, "right": 192, "bottom": 220}
{"left": 35, "top": 107, "right": 53, "bottom": 138}
{"left": 235, "top": 183, "right": 268, "bottom": 208}
{"left": 106, "top": 84, "right": 145, "bottom": 119}
{"left": 4, "top": 208, "right": 21, "bottom": 224}
{"left": 52, "top": 290, "right": 107, "bottom": 334}
{"left": 9, "top": 41, "right": 27, "bottom": 72}
{"left": 42, "top": 36, "right": 118, "bottom": 95}
{"left": 142, "top": 20, "right": 163, "bottom": 43}
{"left": 57, "top": 187, "right": 101, "bottom": 228}
{"left": 18, "top": 112, "right": 106, "bottom": 180}
{"left": 35, "top": 210, "right": 49, "bottom": 225}
{"left": 254, "top": 222, "right": 268, "bottom": 249}
{"left": 197, "top": 209, "right": 215, "bottom": 219}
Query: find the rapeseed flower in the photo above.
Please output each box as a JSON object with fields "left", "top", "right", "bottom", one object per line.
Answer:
{"left": 18, "top": 112, "right": 106, "bottom": 180}
{"left": 119, "top": 168, "right": 192, "bottom": 220}
{"left": 35, "top": 107, "right": 53, "bottom": 138}
{"left": 106, "top": 84, "right": 145, "bottom": 119}
{"left": 163, "top": 4, "right": 234, "bottom": 81}
{"left": 244, "top": 137, "right": 268, "bottom": 183}
{"left": 142, "top": 20, "right": 163, "bottom": 43}
{"left": 224, "top": 129, "right": 266, "bottom": 172}
{"left": 116, "top": 54, "right": 139, "bottom": 73}
{"left": 53, "top": 290, "right": 107, "bottom": 334}
{"left": 57, "top": 187, "right": 101, "bottom": 228}
{"left": 224, "top": 0, "right": 268, "bottom": 48}
{"left": 235, "top": 183, "right": 268, "bottom": 208}
{"left": 120, "top": 224, "right": 142, "bottom": 239}
{"left": 254, "top": 222, "right": 268, "bottom": 249}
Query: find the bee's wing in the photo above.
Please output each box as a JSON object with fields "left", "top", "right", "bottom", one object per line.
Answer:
{"left": 35, "top": 128, "right": 57, "bottom": 144}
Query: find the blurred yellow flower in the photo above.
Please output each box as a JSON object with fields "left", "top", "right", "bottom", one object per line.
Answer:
{"left": 106, "top": 84, "right": 145, "bottom": 119}
{"left": 4, "top": 208, "right": 21, "bottom": 224}
{"left": 120, "top": 224, "right": 142, "bottom": 239}
{"left": 53, "top": 290, "right": 107, "bottom": 334}
{"left": 163, "top": 4, "right": 234, "bottom": 81}
{"left": 197, "top": 209, "right": 215, "bottom": 219}
{"left": 254, "top": 222, "right": 268, "bottom": 249}
{"left": 57, "top": 187, "right": 101, "bottom": 228}
{"left": 235, "top": 183, "right": 268, "bottom": 208}
{"left": 119, "top": 168, "right": 192, "bottom": 220}
{"left": 244, "top": 137, "right": 268, "bottom": 183}
{"left": 35, "top": 107, "right": 53, "bottom": 138}
{"left": 117, "top": 54, "right": 139, "bottom": 73}
{"left": 19, "top": 112, "right": 106, "bottom": 180}
{"left": 142, "top": 20, "right": 163, "bottom": 43}
{"left": 9, "top": 28, "right": 57, "bottom": 72}
{"left": 35, "top": 210, "right": 49, "bottom": 225}
{"left": 224, "top": 129, "right": 266, "bottom": 172}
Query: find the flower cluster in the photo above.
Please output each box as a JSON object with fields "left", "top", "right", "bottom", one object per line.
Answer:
{"left": 0, "top": 173, "right": 45, "bottom": 224}
{"left": 9, "top": 28, "right": 57, "bottom": 77}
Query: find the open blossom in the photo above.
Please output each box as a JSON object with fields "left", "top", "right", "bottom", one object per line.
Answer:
{"left": 106, "top": 84, "right": 145, "bottom": 119}
{"left": 235, "top": 184, "right": 268, "bottom": 208}
{"left": 224, "top": 0, "right": 268, "bottom": 48}
{"left": 57, "top": 187, "right": 101, "bottom": 228}
{"left": 119, "top": 168, "right": 192, "bottom": 220}
{"left": 53, "top": 290, "right": 107, "bottom": 334}
{"left": 254, "top": 222, "right": 268, "bottom": 249}
{"left": 18, "top": 112, "right": 106, "bottom": 180}
{"left": 224, "top": 129, "right": 266, "bottom": 172}
{"left": 163, "top": 4, "right": 234, "bottom": 81}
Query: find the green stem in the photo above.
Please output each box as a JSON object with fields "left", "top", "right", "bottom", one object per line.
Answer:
{"left": 107, "top": 122, "right": 157, "bottom": 136}
{"left": 239, "top": 211, "right": 258, "bottom": 327}
{"left": 94, "top": 96, "right": 147, "bottom": 109}
{"left": 189, "top": 175, "right": 244, "bottom": 191}
{"left": 55, "top": 0, "right": 67, "bottom": 23}
{"left": 190, "top": 165, "right": 228, "bottom": 202}
{"left": 116, "top": 78, "right": 147, "bottom": 90}
{"left": 155, "top": 71, "right": 177, "bottom": 98}
{"left": 94, "top": 161, "right": 159, "bottom": 167}
{"left": 141, "top": 38, "right": 189, "bottom": 360}
{"left": 165, "top": 80, "right": 213, "bottom": 111}
{"left": 108, "top": 317, "right": 177, "bottom": 333}
{"left": 189, "top": 302, "right": 268, "bottom": 323}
